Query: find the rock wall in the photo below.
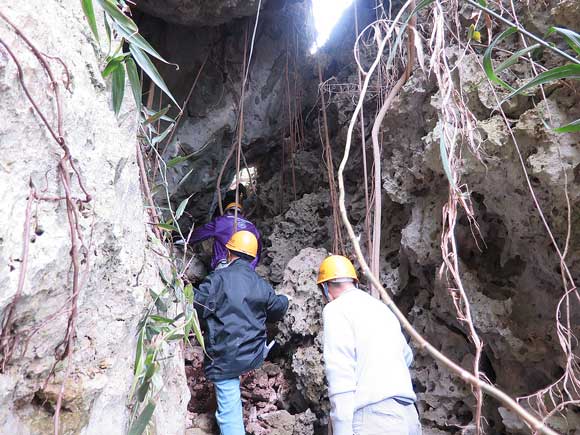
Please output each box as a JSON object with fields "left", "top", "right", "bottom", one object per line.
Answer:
{"left": 0, "top": 1, "right": 188, "bottom": 433}
{"left": 157, "top": 0, "right": 580, "bottom": 433}
{"left": 3, "top": 0, "right": 570, "bottom": 434}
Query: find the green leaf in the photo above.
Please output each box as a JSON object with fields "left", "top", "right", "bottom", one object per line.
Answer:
{"left": 167, "top": 155, "right": 189, "bottom": 168}
{"left": 144, "top": 106, "right": 170, "bottom": 125}
{"left": 136, "top": 379, "right": 150, "bottom": 403}
{"left": 114, "top": 23, "right": 176, "bottom": 66}
{"left": 156, "top": 223, "right": 177, "bottom": 231}
{"left": 125, "top": 58, "right": 142, "bottom": 112}
{"left": 81, "top": 0, "right": 99, "bottom": 42}
{"left": 111, "top": 64, "right": 126, "bottom": 115}
{"left": 129, "top": 45, "right": 180, "bottom": 108}
{"left": 191, "top": 310, "right": 205, "bottom": 351}
{"left": 496, "top": 44, "right": 541, "bottom": 74}
{"left": 149, "top": 288, "right": 168, "bottom": 312}
{"left": 152, "top": 124, "right": 174, "bottom": 145}
{"left": 168, "top": 333, "right": 185, "bottom": 341}
{"left": 143, "top": 359, "right": 157, "bottom": 381}
{"left": 150, "top": 314, "right": 175, "bottom": 324}
{"left": 128, "top": 400, "right": 156, "bottom": 435}
{"left": 547, "top": 27, "right": 580, "bottom": 57}
{"left": 504, "top": 64, "right": 580, "bottom": 101}
{"left": 95, "top": 0, "right": 138, "bottom": 33}
{"left": 102, "top": 55, "right": 126, "bottom": 78}
{"left": 175, "top": 196, "right": 192, "bottom": 220}
{"left": 554, "top": 118, "right": 580, "bottom": 133}
{"left": 483, "top": 27, "right": 518, "bottom": 92}
{"left": 133, "top": 327, "right": 145, "bottom": 375}
{"left": 184, "top": 284, "right": 194, "bottom": 304}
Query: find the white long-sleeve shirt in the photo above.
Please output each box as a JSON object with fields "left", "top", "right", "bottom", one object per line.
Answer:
{"left": 323, "top": 288, "right": 416, "bottom": 435}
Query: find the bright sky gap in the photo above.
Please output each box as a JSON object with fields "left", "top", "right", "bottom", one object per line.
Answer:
{"left": 310, "top": 0, "right": 355, "bottom": 54}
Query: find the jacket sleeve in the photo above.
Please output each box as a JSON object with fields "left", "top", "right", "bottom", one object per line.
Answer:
{"left": 402, "top": 334, "right": 413, "bottom": 367}
{"left": 194, "top": 274, "right": 219, "bottom": 320}
{"left": 190, "top": 220, "right": 216, "bottom": 245}
{"left": 265, "top": 283, "right": 288, "bottom": 323}
{"left": 323, "top": 306, "right": 356, "bottom": 434}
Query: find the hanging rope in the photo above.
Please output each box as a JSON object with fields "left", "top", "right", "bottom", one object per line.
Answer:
{"left": 217, "top": 0, "right": 263, "bottom": 222}
{"left": 317, "top": 60, "right": 345, "bottom": 255}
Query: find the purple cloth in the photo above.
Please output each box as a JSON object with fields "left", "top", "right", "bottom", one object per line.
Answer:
{"left": 190, "top": 213, "right": 262, "bottom": 269}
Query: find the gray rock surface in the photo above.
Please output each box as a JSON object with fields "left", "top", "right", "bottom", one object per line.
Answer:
{"left": 0, "top": 1, "right": 188, "bottom": 433}
{"left": 137, "top": 0, "right": 266, "bottom": 27}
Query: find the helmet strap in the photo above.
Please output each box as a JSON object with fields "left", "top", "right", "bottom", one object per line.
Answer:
{"left": 321, "top": 282, "right": 330, "bottom": 302}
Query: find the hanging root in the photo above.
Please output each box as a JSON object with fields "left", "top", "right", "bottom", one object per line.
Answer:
{"left": 0, "top": 11, "right": 92, "bottom": 435}
{"left": 333, "top": 0, "right": 564, "bottom": 433}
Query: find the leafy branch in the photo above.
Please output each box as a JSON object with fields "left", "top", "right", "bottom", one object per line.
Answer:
{"left": 81, "top": 0, "right": 180, "bottom": 115}
{"left": 467, "top": 0, "right": 580, "bottom": 133}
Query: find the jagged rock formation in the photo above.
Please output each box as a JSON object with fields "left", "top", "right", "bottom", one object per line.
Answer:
{"left": 0, "top": 2, "right": 188, "bottom": 433}
{"left": 148, "top": 0, "right": 579, "bottom": 433}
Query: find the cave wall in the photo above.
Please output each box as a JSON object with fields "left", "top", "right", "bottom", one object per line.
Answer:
{"left": 5, "top": 0, "right": 566, "bottom": 434}
{"left": 0, "top": 1, "right": 189, "bottom": 433}
{"left": 148, "top": 0, "right": 580, "bottom": 433}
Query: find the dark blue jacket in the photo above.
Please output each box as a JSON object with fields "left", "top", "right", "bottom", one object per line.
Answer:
{"left": 195, "top": 259, "right": 288, "bottom": 381}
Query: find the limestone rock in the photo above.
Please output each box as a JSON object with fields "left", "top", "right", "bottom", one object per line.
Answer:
{"left": 0, "top": 2, "right": 188, "bottom": 433}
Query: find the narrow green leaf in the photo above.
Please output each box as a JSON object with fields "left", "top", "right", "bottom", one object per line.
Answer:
{"left": 156, "top": 223, "right": 177, "bottom": 231}
{"left": 144, "top": 106, "right": 170, "bottom": 125}
{"left": 114, "top": 23, "right": 176, "bottom": 66}
{"left": 129, "top": 44, "right": 180, "bottom": 108}
{"left": 102, "top": 55, "right": 126, "bottom": 78}
{"left": 95, "top": 0, "right": 138, "bottom": 33}
{"left": 167, "top": 155, "right": 189, "bottom": 168}
{"left": 191, "top": 310, "right": 205, "bottom": 351}
{"left": 128, "top": 400, "right": 156, "bottom": 435}
{"left": 125, "top": 58, "right": 142, "bottom": 112}
{"left": 184, "top": 284, "right": 194, "bottom": 304}
{"left": 143, "top": 360, "right": 157, "bottom": 381}
{"left": 554, "top": 118, "right": 580, "bottom": 133}
{"left": 152, "top": 124, "right": 174, "bottom": 145}
{"left": 133, "top": 327, "right": 145, "bottom": 375}
{"left": 150, "top": 314, "right": 175, "bottom": 324}
{"left": 136, "top": 379, "right": 150, "bottom": 403}
{"left": 483, "top": 27, "right": 518, "bottom": 91}
{"left": 504, "top": 64, "right": 580, "bottom": 101}
{"left": 111, "top": 64, "right": 126, "bottom": 115}
{"left": 547, "top": 27, "right": 580, "bottom": 57}
{"left": 175, "top": 196, "right": 191, "bottom": 220}
{"left": 81, "top": 0, "right": 99, "bottom": 42}
{"left": 150, "top": 288, "right": 168, "bottom": 313}
{"left": 496, "top": 44, "right": 541, "bottom": 74}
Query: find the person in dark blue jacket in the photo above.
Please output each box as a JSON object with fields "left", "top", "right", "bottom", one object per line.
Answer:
{"left": 195, "top": 230, "right": 289, "bottom": 435}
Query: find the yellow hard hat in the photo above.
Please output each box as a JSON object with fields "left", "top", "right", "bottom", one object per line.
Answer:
{"left": 224, "top": 202, "right": 243, "bottom": 213}
{"left": 317, "top": 255, "right": 358, "bottom": 284}
{"left": 226, "top": 230, "right": 258, "bottom": 258}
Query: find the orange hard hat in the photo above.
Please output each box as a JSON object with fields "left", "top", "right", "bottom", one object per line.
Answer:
{"left": 224, "top": 202, "right": 243, "bottom": 213}
{"left": 317, "top": 255, "right": 358, "bottom": 284}
{"left": 226, "top": 230, "right": 258, "bottom": 258}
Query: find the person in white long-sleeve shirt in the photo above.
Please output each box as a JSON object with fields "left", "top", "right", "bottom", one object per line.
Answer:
{"left": 317, "top": 255, "right": 421, "bottom": 435}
